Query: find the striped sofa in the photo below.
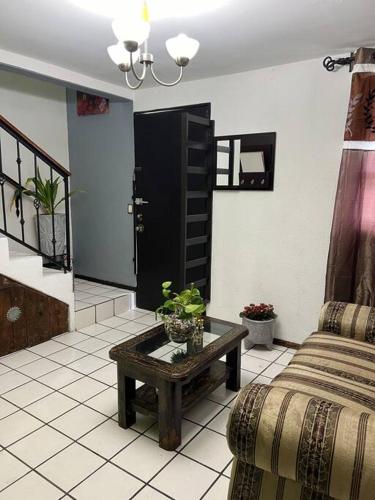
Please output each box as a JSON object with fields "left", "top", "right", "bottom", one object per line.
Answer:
{"left": 227, "top": 302, "right": 375, "bottom": 500}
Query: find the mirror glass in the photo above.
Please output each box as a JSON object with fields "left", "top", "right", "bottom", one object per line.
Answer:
{"left": 216, "top": 140, "right": 230, "bottom": 186}
{"left": 240, "top": 152, "right": 265, "bottom": 173}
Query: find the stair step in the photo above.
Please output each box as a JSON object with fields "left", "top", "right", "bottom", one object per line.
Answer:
{"left": 0, "top": 235, "right": 74, "bottom": 330}
{"left": 42, "top": 267, "right": 66, "bottom": 280}
{"left": 0, "top": 235, "right": 9, "bottom": 264}
{"left": 8, "top": 254, "right": 43, "bottom": 280}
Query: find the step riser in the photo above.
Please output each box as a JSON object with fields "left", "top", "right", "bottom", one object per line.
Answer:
{"left": 0, "top": 236, "right": 9, "bottom": 264}
{"left": 75, "top": 292, "right": 135, "bottom": 330}
{"left": 0, "top": 236, "right": 75, "bottom": 331}
{"left": 2, "top": 256, "right": 44, "bottom": 281}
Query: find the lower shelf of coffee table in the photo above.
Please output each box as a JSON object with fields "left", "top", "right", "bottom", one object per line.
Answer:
{"left": 132, "top": 360, "right": 227, "bottom": 418}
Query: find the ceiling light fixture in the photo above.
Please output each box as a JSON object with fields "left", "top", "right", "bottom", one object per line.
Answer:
{"left": 106, "top": 0, "right": 199, "bottom": 89}
{"left": 71, "top": 0, "right": 228, "bottom": 21}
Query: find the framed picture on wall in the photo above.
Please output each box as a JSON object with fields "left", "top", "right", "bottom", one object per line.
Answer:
{"left": 77, "top": 91, "right": 109, "bottom": 116}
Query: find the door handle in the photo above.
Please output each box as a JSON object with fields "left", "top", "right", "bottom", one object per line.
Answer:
{"left": 135, "top": 197, "right": 149, "bottom": 206}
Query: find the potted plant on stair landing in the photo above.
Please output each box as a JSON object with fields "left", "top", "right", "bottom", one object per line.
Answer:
{"left": 240, "top": 303, "right": 277, "bottom": 350}
{"left": 156, "top": 281, "right": 206, "bottom": 343}
{"left": 12, "top": 168, "right": 81, "bottom": 259}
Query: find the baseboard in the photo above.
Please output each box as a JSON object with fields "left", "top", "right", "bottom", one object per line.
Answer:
{"left": 75, "top": 274, "right": 137, "bottom": 292}
{"left": 273, "top": 338, "right": 301, "bottom": 349}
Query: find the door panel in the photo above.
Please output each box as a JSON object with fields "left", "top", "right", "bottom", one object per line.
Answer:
{"left": 134, "top": 112, "right": 183, "bottom": 311}
{"left": 134, "top": 105, "right": 214, "bottom": 311}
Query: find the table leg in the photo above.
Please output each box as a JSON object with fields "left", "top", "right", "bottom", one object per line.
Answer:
{"left": 226, "top": 345, "right": 241, "bottom": 391}
{"left": 158, "top": 380, "right": 182, "bottom": 451}
{"left": 117, "top": 365, "right": 136, "bottom": 428}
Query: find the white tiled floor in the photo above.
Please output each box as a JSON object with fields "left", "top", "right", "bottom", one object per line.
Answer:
{"left": 0, "top": 305, "right": 291, "bottom": 500}
{"left": 74, "top": 279, "right": 132, "bottom": 312}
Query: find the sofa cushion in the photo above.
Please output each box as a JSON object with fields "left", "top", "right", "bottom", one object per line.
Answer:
{"left": 271, "top": 332, "right": 375, "bottom": 413}
{"left": 228, "top": 459, "right": 334, "bottom": 500}
{"left": 319, "top": 302, "right": 375, "bottom": 343}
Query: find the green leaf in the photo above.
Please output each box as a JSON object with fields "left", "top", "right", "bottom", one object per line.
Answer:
{"left": 162, "top": 281, "right": 172, "bottom": 289}
{"left": 185, "top": 304, "right": 202, "bottom": 314}
{"left": 9, "top": 167, "right": 82, "bottom": 215}
{"left": 163, "top": 300, "right": 176, "bottom": 310}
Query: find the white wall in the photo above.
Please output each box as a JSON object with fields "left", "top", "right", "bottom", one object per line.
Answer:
{"left": 0, "top": 69, "right": 69, "bottom": 248}
{"left": 134, "top": 57, "right": 351, "bottom": 344}
{"left": 0, "top": 48, "right": 133, "bottom": 101}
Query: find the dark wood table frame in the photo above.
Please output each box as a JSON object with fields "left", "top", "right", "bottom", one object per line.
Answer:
{"left": 110, "top": 318, "right": 248, "bottom": 451}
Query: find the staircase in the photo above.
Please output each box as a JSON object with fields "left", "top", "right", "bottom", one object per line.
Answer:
{"left": 0, "top": 235, "right": 75, "bottom": 328}
{"left": 0, "top": 114, "right": 75, "bottom": 333}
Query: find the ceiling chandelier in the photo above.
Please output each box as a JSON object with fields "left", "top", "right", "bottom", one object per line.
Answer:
{"left": 107, "top": 0, "right": 199, "bottom": 89}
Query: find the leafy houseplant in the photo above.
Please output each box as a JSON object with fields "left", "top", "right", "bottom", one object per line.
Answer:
{"left": 240, "top": 303, "right": 277, "bottom": 350}
{"left": 156, "top": 281, "right": 206, "bottom": 343}
{"left": 12, "top": 168, "right": 81, "bottom": 257}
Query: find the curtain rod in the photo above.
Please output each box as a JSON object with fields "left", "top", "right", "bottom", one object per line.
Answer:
{"left": 323, "top": 53, "right": 355, "bottom": 72}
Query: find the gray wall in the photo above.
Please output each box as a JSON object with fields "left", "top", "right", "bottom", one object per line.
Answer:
{"left": 66, "top": 89, "right": 136, "bottom": 287}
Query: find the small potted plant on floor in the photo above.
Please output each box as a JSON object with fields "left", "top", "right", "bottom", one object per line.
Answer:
{"left": 156, "top": 281, "right": 206, "bottom": 343}
{"left": 240, "top": 303, "right": 277, "bottom": 350}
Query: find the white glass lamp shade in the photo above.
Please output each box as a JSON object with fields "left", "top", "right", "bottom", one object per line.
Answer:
{"left": 166, "top": 34, "right": 199, "bottom": 66}
{"left": 107, "top": 43, "right": 140, "bottom": 69}
{"left": 112, "top": 17, "right": 150, "bottom": 46}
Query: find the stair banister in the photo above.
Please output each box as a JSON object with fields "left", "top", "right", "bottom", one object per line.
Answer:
{"left": 0, "top": 113, "right": 72, "bottom": 272}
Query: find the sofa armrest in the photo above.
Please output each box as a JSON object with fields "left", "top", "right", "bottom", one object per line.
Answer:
{"left": 319, "top": 301, "right": 375, "bottom": 343}
{"left": 227, "top": 384, "right": 375, "bottom": 500}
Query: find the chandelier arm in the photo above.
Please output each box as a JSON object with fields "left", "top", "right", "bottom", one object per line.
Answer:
{"left": 130, "top": 52, "right": 147, "bottom": 82}
{"left": 150, "top": 65, "right": 184, "bottom": 87}
{"left": 125, "top": 71, "right": 144, "bottom": 90}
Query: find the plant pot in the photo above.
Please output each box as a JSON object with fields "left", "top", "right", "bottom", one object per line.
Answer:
{"left": 163, "top": 315, "right": 195, "bottom": 343}
{"left": 36, "top": 214, "right": 66, "bottom": 257}
{"left": 242, "top": 317, "right": 275, "bottom": 350}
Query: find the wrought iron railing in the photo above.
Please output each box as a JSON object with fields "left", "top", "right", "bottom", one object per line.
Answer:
{"left": 0, "top": 114, "right": 72, "bottom": 272}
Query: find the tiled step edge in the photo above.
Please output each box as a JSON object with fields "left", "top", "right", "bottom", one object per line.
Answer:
{"left": 75, "top": 292, "right": 136, "bottom": 330}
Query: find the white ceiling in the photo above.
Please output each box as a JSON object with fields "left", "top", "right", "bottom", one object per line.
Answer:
{"left": 0, "top": 0, "right": 374, "bottom": 88}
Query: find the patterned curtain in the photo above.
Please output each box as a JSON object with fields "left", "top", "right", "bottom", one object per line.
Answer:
{"left": 325, "top": 47, "right": 375, "bottom": 306}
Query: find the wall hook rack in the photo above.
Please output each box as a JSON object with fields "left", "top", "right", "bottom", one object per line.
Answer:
{"left": 323, "top": 53, "right": 355, "bottom": 72}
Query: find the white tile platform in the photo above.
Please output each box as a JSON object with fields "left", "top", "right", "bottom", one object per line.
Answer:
{"left": 0, "top": 306, "right": 292, "bottom": 499}
{"left": 74, "top": 278, "right": 135, "bottom": 330}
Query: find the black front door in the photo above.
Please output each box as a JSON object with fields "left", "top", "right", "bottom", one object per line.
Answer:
{"left": 134, "top": 104, "right": 214, "bottom": 311}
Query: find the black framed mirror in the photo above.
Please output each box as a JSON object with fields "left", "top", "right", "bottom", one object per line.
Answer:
{"left": 214, "top": 132, "right": 276, "bottom": 190}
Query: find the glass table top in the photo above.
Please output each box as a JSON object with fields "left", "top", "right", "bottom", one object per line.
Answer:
{"left": 131, "top": 318, "right": 233, "bottom": 364}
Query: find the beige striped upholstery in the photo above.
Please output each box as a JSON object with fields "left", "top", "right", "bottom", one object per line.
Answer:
{"left": 272, "top": 333, "right": 375, "bottom": 414}
{"left": 227, "top": 302, "right": 375, "bottom": 500}
{"left": 228, "top": 385, "right": 375, "bottom": 500}
{"left": 228, "top": 460, "right": 334, "bottom": 500}
{"left": 319, "top": 301, "right": 375, "bottom": 343}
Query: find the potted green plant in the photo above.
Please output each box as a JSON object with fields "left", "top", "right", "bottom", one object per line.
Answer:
{"left": 12, "top": 168, "right": 81, "bottom": 258}
{"left": 156, "top": 281, "right": 206, "bottom": 343}
{"left": 240, "top": 303, "right": 277, "bottom": 350}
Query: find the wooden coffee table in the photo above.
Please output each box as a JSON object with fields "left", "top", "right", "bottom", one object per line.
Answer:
{"left": 109, "top": 317, "right": 248, "bottom": 450}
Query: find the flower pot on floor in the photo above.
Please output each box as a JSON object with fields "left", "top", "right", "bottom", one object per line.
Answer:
{"left": 242, "top": 317, "right": 275, "bottom": 350}
{"left": 37, "top": 213, "right": 66, "bottom": 257}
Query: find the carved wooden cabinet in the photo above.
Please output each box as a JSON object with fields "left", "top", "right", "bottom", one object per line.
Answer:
{"left": 0, "top": 275, "right": 68, "bottom": 356}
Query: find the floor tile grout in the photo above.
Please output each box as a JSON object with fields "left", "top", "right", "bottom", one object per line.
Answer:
{"left": 1, "top": 306, "right": 289, "bottom": 499}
